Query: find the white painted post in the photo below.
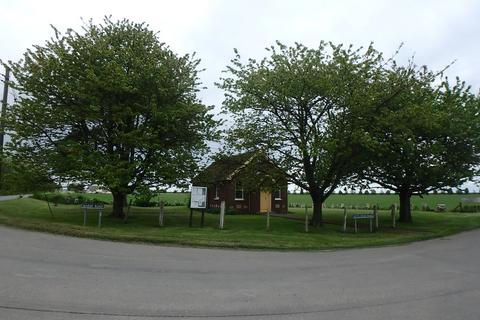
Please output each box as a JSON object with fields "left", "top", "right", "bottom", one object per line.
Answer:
{"left": 219, "top": 201, "right": 225, "bottom": 230}
{"left": 159, "top": 201, "right": 165, "bottom": 227}
{"left": 343, "top": 207, "right": 347, "bottom": 232}
{"left": 304, "top": 205, "right": 309, "bottom": 233}
{"left": 266, "top": 211, "right": 270, "bottom": 231}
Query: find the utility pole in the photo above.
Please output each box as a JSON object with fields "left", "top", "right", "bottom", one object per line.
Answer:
{"left": 0, "top": 66, "right": 10, "bottom": 189}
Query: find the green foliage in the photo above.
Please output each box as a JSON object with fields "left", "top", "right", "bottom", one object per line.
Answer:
{"left": 218, "top": 41, "right": 420, "bottom": 225}
{"left": 132, "top": 186, "right": 156, "bottom": 207}
{"left": 31, "top": 192, "right": 108, "bottom": 205}
{"left": 361, "top": 67, "right": 480, "bottom": 221}
{"left": 67, "top": 183, "right": 86, "bottom": 193}
{"left": 0, "top": 157, "right": 57, "bottom": 194}
{"left": 4, "top": 17, "right": 217, "bottom": 216}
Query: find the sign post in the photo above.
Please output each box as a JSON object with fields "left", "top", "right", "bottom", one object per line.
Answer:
{"left": 81, "top": 203, "right": 104, "bottom": 227}
{"left": 190, "top": 186, "right": 207, "bottom": 227}
{"left": 189, "top": 209, "right": 193, "bottom": 227}
{"left": 200, "top": 209, "right": 205, "bottom": 228}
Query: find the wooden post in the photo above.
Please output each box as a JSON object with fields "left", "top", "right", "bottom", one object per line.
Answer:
{"left": 83, "top": 208, "right": 87, "bottom": 226}
{"left": 219, "top": 201, "right": 225, "bottom": 230}
{"left": 391, "top": 204, "right": 396, "bottom": 228}
{"left": 200, "top": 209, "right": 205, "bottom": 228}
{"left": 189, "top": 208, "right": 193, "bottom": 227}
{"left": 343, "top": 207, "right": 347, "bottom": 232}
{"left": 354, "top": 218, "right": 358, "bottom": 233}
{"left": 266, "top": 211, "right": 270, "bottom": 230}
{"left": 158, "top": 201, "right": 164, "bottom": 227}
{"left": 304, "top": 205, "right": 309, "bottom": 233}
{"left": 374, "top": 205, "right": 378, "bottom": 231}
{"left": 98, "top": 209, "right": 102, "bottom": 227}
{"left": 124, "top": 199, "right": 132, "bottom": 223}
{"left": 369, "top": 217, "right": 372, "bottom": 232}
{"left": 44, "top": 193, "right": 53, "bottom": 218}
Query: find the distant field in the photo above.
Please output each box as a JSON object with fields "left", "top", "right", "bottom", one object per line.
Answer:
{"left": 62, "top": 192, "right": 479, "bottom": 211}
{"left": 289, "top": 193, "right": 480, "bottom": 211}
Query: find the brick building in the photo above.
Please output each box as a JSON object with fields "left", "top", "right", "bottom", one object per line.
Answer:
{"left": 192, "top": 152, "right": 288, "bottom": 214}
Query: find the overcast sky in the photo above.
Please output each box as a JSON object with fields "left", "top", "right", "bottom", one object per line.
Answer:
{"left": 1, "top": 0, "right": 479, "bottom": 190}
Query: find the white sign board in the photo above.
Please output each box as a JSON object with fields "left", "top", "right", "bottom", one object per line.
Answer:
{"left": 190, "top": 186, "right": 207, "bottom": 209}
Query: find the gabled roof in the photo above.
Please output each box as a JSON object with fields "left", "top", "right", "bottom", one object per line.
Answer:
{"left": 192, "top": 152, "right": 257, "bottom": 185}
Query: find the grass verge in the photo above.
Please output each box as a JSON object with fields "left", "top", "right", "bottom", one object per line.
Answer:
{"left": 1, "top": 198, "right": 479, "bottom": 250}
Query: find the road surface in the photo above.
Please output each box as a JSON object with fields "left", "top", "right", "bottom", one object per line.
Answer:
{"left": 0, "top": 226, "right": 479, "bottom": 319}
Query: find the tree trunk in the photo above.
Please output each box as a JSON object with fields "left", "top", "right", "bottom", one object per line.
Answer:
{"left": 311, "top": 200, "right": 323, "bottom": 227}
{"left": 309, "top": 189, "right": 324, "bottom": 227}
{"left": 398, "top": 189, "right": 412, "bottom": 223}
{"left": 112, "top": 191, "right": 126, "bottom": 218}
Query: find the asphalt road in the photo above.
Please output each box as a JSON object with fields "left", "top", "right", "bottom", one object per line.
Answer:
{"left": 0, "top": 195, "right": 23, "bottom": 202}
{"left": 0, "top": 226, "right": 479, "bottom": 320}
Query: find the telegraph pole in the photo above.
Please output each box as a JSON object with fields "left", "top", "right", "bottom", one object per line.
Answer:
{"left": 0, "top": 66, "right": 10, "bottom": 188}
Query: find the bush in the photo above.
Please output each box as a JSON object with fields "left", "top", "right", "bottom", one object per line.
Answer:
{"left": 133, "top": 198, "right": 157, "bottom": 207}
{"left": 454, "top": 205, "right": 480, "bottom": 212}
{"left": 133, "top": 187, "right": 156, "bottom": 207}
{"left": 67, "top": 183, "right": 85, "bottom": 193}
{"left": 31, "top": 192, "right": 108, "bottom": 205}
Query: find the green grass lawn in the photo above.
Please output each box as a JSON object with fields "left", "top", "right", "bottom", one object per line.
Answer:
{"left": 1, "top": 198, "right": 480, "bottom": 250}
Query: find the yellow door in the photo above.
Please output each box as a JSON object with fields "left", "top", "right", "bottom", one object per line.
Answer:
{"left": 260, "top": 191, "right": 271, "bottom": 213}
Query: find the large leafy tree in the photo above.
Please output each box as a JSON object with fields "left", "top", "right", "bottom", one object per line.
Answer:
{"left": 0, "top": 156, "right": 57, "bottom": 194}
{"left": 362, "top": 71, "right": 480, "bottom": 222}
{"left": 219, "top": 42, "right": 405, "bottom": 226}
{"left": 4, "top": 17, "right": 216, "bottom": 217}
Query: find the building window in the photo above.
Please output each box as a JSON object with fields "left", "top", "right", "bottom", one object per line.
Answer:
{"left": 214, "top": 185, "right": 219, "bottom": 200}
{"left": 235, "top": 181, "right": 244, "bottom": 200}
{"left": 274, "top": 188, "right": 282, "bottom": 200}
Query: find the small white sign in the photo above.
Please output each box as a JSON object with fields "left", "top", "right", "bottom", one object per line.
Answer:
{"left": 191, "top": 186, "right": 207, "bottom": 209}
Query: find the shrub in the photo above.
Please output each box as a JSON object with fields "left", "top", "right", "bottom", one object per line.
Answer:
{"left": 31, "top": 192, "right": 107, "bottom": 205}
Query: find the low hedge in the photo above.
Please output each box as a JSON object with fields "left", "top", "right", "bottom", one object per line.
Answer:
{"left": 32, "top": 192, "right": 108, "bottom": 205}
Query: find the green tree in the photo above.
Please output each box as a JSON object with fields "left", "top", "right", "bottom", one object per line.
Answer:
{"left": 1, "top": 156, "right": 57, "bottom": 194}
{"left": 362, "top": 74, "right": 480, "bottom": 222}
{"left": 67, "top": 183, "right": 86, "bottom": 193}
{"left": 4, "top": 17, "right": 216, "bottom": 217}
{"left": 219, "top": 41, "right": 405, "bottom": 226}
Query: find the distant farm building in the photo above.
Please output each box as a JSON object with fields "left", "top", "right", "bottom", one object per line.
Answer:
{"left": 193, "top": 152, "right": 288, "bottom": 214}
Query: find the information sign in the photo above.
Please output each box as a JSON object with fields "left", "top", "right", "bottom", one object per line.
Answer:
{"left": 190, "top": 186, "right": 207, "bottom": 209}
